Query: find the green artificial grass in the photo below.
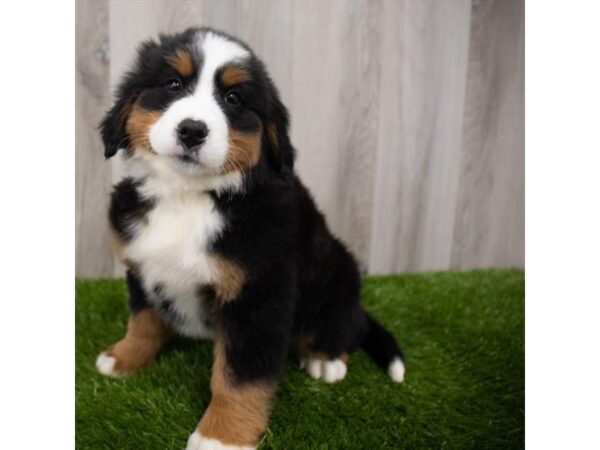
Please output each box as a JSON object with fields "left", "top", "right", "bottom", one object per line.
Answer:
{"left": 76, "top": 270, "right": 524, "bottom": 450}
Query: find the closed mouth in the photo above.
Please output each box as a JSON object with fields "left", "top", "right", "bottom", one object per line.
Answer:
{"left": 175, "top": 153, "right": 200, "bottom": 165}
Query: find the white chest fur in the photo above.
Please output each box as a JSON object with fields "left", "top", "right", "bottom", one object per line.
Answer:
{"left": 124, "top": 188, "right": 225, "bottom": 338}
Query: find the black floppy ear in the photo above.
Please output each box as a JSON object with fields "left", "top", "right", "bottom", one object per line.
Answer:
{"left": 264, "top": 91, "right": 295, "bottom": 172}
{"left": 99, "top": 94, "right": 136, "bottom": 159}
{"left": 99, "top": 38, "right": 160, "bottom": 159}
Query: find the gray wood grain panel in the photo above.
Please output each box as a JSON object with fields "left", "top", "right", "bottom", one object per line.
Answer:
{"left": 331, "top": 0, "right": 382, "bottom": 271}
{"left": 289, "top": 0, "right": 343, "bottom": 221}
{"left": 291, "top": 0, "right": 381, "bottom": 269}
{"left": 201, "top": 0, "right": 239, "bottom": 34}
{"left": 451, "top": 0, "right": 525, "bottom": 269}
{"left": 75, "top": 0, "right": 113, "bottom": 277}
{"left": 369, "top": 0, "right": 472, "bottom": 273}
{"left": 237, "top": 0, "right": 293, "bottom": 108}
{"left": 290, "top": 0, "right": 344, "bottom": 226}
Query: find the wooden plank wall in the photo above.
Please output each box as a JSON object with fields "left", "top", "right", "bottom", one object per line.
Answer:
{"left": 75, "top": 0, "right": 524, "bottom": 277}
{"left": 75, "top": 0, "right": 113, "bottom": 277}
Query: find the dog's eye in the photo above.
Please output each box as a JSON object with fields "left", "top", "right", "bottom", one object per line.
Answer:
{"left": 224, "top": 91, "right": 241, "bottom": 106}
{"left": 165, "top": 78, "right": 182, "bottom": 93}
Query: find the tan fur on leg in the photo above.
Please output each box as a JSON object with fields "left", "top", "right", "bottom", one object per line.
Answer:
{"left": 102, "top": 309, "right": 171, "bottom": 375}
{"left": 196, "top": 336, "right": 274, "bottom": 447}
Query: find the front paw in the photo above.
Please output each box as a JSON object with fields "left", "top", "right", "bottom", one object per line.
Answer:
{"left": 186, "top": 431, "right": 256, "bottom": 450}
{"left": 95, "top": 336, "right": 161, "bottom": 377}
{"left": 95, "top": 351, "right": 124, "bottom": 378}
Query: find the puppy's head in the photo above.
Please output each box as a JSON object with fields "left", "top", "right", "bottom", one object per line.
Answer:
{"left": 100, "top": 28, "right": 293, "bottom": 178}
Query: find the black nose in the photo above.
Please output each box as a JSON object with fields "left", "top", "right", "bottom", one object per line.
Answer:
{"left": 177, "top": 119, "right": 209, "bottom": 150}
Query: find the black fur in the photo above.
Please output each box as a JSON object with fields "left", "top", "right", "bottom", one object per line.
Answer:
{"left": 102, "top": 27, "right": 403, "bottom": 390}
{"left": 108, "top": 177, "right": 155, "bottom": 241}
{"left": 362, "top": 313, "right": 405, "bottom": 370}
{"left": 126, "top": 270, "right": 150, "bottom": 313}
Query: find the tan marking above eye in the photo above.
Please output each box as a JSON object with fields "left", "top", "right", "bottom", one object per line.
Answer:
{"left": 125, "top": 105, "right": 161, "bottom": 155}
{"left": 221, "top": 66, "right": 251, "bottom": 87}
{"left": 166, "top": 49, "right": 194, "bottom": 77}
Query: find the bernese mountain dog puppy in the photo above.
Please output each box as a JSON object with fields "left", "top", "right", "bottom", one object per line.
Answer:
{"left": 96, "top": 27, "right": 405, "bottom": 450}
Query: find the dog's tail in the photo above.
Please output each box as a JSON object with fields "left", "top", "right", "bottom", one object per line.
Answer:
{"left": 360, "top": 312, "right": 405, "bottom": 383}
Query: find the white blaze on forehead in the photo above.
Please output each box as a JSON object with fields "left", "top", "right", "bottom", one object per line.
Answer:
{"left": 148, "top": 32, "right": 249, "bottom": 171}
{"left": 197, "top": 32, "right": 250, "bottom": 89}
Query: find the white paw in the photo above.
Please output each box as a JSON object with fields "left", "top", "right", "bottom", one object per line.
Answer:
{"left": 185, "top": 431, "right": 255, "bottom": 450}
{"left": 388, "top": 357, "right": 405, "bottom": 383}
{"left": 95, "top": 352, "right": 123, "bottom": 378}
{"left": 301, "top": 358, "right": 347, "bottom": 383}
